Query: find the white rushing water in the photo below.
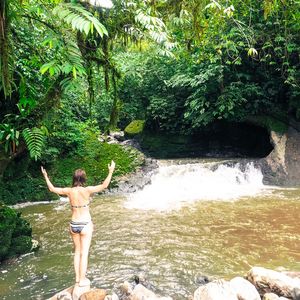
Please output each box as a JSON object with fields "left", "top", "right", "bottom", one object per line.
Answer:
{"left": 125, "top": 160, "right": 267, "bottom": 211}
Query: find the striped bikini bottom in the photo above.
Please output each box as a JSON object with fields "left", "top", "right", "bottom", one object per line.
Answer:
{"left": 70, "top": 220, "right": 90, "bottom": 234}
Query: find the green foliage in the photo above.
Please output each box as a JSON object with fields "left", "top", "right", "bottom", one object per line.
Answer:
{"left": 0, "top": 202, "right": 32, "bottom": 261}
{"left": 53, "top": 3, "right": 108, "bottom": 37}
{"left": 0, "top": 123, "right": 20, "bottom": 154}
{"left": 124, "top": 120, "right": 145, "bottom": 137}
{"left": 22, "top": 127, "right": 46, "bottom": 161}
{"left": 0, "top": 120, "right": 144, "bottom": 204}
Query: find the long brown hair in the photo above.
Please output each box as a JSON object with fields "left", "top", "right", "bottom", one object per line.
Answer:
{"left": 72, "top": 169, "right": 87, "bottom": 187}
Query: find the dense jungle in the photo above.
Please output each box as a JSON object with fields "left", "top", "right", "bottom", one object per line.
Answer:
{"left": 0, "top": 0, "right": 300, "bottom": 299}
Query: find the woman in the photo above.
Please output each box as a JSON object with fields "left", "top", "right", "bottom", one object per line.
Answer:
{"left": 41, "top": 161, "right": 115, "bottom": 287}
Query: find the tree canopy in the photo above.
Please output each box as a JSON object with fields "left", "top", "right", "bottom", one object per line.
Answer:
{"left": 0, "top": 0, "right": 299, "bottom": 166}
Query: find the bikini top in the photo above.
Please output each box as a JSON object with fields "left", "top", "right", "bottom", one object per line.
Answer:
{"left": 70, "top": 201, "right": 90, "bottom": 209}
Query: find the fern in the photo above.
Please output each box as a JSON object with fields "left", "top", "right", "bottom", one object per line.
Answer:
{"left": 40, "top": 41, "right": 86, "bottom": 84}
{"left": 22, "top": 127, "right": 45, "bottom": 161}
{"left": 53, "top": 3, "right": 108, "bottom": 37}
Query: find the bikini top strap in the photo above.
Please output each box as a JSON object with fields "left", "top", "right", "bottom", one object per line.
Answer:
{"left": 71, "top": 201, "right": 90, "bottom": 209}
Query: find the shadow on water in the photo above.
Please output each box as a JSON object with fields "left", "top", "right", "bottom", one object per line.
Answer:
{"left": 0, "top": 160, "right": 300, "bottom": 299}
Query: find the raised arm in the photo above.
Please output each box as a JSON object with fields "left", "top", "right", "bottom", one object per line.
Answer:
{"left": 41, "top": 166, "right": 70, "bottom": 195}
{"left": 86, "top": 160, "right": 115, "bottom": 194}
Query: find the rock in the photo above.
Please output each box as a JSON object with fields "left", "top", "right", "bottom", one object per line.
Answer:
{"left": 31, "top": 239, "right": 39, "bottom": 251}
{"left": 292, "top": 288, "right": 300, "bottom": 300}
{"left": 113, "top": 158, "right": 158, "bottom": 194}
{"left": 131, "top": 284, "right": 157, "bottom": 299}
{"left": 48, "top": 286, "right": 73, "bottom": 300}
{"left": 119, "top": 283, "right": 172, "bottom": 300}
{"left": 124, "top": 120, "right": 145, "bottom": 138}
{"left": 195, "top": 275, "right": 210, "bottom": 286}
{"left": 104, "top": 293, "right": 119, "bottom": 300}
{"left": 131, "top": 284, "right": 172, "bottom": 300}
{"left": 246, "top": 267, "right": 300, "bottom": 298}
{"left": 193, "top": 279, "right": 238, "bottom": 300}
{"left": 120, "top": 281, "right": 133, "bottom": 296}
{"left": 230, "top": 276, "right": 260, "bottom": 300}
{"left": 109, "top": 131, "right": 125, "bottom": 141}
{"left": 72, "top": 283, "right": 91, "bottom": 300}
{"left": 57, "top": 291, "right": 73, "bottom": 300}
{"left": 79, "top": 288, "right": 106, "bottom": 300}
{"left": 261, "top": 126, "right": 300, "bottom": 185}
{"left": 263, "top": 293, "right": 280, "bottom": 300}
{"left": 282, "top": 272, "right": 300, "bottom": 280}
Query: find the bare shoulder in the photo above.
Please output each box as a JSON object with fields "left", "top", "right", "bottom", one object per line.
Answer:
{"left": 85, "top": 184, "right": 104, "bottom": 194}
{"left": 60, "top": 187, "right": 72, "bottom": 195}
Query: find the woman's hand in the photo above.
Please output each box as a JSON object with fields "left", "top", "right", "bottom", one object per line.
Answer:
{"left": 108, "top": 160, "right": 115, "bottom": 173}
{"left": 41, "top": 166, "right": 48, "bottom": 178}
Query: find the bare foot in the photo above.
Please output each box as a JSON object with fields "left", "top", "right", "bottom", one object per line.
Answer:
{"left": 79, "top": 278, "right": 90, "bottom": 287}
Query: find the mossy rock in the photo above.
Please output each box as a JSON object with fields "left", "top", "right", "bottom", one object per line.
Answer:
{"left": 10, "top": 236, "right": 32, "bottom": 255}
{"left": 124, "top": 120, "right": 145, "bottom": 137}
{"left": 0, "top": 202, "right": 33, "bottom": 261}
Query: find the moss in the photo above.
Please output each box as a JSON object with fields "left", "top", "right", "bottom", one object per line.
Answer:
{"left": 246, "top": 116, "right": 288, "bottom": 134}
{"left": 124, "top": 120, "right": 145, "bottom": 137}
{"left": 0, "top": 203, "right": 33, "bottom": 261}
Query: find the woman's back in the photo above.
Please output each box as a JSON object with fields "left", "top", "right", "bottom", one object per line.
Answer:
{"left": 69, "top": 187, "right": 91, "bottom": 221}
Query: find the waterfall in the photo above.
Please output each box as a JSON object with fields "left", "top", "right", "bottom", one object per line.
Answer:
{"left": 125, "top": 160, "right": 266, "bottom": 211}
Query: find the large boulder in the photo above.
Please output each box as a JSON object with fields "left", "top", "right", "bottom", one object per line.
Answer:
{"left": 230, "top": 276, "right": 260, "bottom": 300}
{"left": 261, "top": 126, "right": 300, "bottom": 185}
{"left": 0, "top": 203, "right": 33, "bottom": 261}
{"left": 193, "top": 279, "right": 238, "bottom": 300}
{"left": 79, "top": 288, "right": 106, "bottom": 300}
{"left": 124, "top": 120, "right": 145, "bottom": 138}
{"left": 246, "top": 267, "right": 300, "bottom": 298}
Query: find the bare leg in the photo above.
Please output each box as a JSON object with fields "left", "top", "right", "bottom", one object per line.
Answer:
{"left": 70, "top": 228, "right": 81, "bottom": 283}
{"left": 79, "top": 222, "right": 93, "bottom": 285}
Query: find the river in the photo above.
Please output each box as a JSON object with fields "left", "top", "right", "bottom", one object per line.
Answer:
{"left": 0, "top": 159, "right": 299, "bottom": 299}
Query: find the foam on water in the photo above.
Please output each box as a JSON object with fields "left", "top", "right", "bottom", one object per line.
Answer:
{"left": 125, "top": 161, "right": 267, "bottom": 211}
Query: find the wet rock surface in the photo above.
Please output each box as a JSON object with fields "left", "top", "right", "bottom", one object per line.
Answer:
{"left": 260, "top": 126, "right": 300, "bottom": 186}
{"left": 112, "top": 157, "right": 159, "bottom": 194}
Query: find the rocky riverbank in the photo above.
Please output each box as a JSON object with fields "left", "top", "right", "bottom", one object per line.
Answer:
{"left": 50, "top": 267, "right": 300, "bottom": 300}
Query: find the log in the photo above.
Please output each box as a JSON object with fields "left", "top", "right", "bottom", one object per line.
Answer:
{"left": 246, "top": 267, "right": 300, "bottom": 298}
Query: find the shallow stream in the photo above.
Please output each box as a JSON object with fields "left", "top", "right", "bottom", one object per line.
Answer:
{"left": 0, "top": 159, "right": 299, "bottom": 299}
